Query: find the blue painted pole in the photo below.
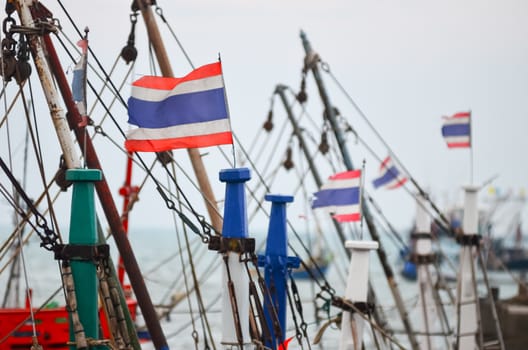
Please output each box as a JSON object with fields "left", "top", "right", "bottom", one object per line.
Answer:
{"left": 67, "top": 168, "right": 102, "bottom": 347}
{"left": 260, "top": 194, "right": 299, "bottom": 349}
{"left": 218, "top": 168, "right": 251, "bottom": 346}
{"left": 220, "top": 168, "right": 250, "bottom": 238}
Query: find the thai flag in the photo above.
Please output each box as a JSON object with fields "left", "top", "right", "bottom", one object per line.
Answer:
{"left": 372, "top": 156, "right": 407, "bottom": 190}
{"left": 72, "top": 38, "right": 88, "bottom": 116}
{"left": 312, "top": 170, "right": 362, "bottom": 222}
{"left": 125, "top": 62, "right": 233, "bottom": 152}
{"left": 441, "top": 111, "right": 471, "bottom": 148}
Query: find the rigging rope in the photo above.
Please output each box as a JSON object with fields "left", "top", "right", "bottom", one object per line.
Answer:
{"left": 53, "top": 20, "right": 213, "bottom": 242}
{"left": 321, "top": 61, "right": 454, "bottom": 232}
{"left": 153, "top": 2, "right": 194, "bottom": 70}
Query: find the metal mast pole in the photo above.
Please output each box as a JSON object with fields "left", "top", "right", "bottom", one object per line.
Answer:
{"left": 13, "top": 2, "right": 168, "bottom": 347}
{"left": 274, "top": 84, "right": 348, "bottom": 246}
{"left": 14, "top": 0, "right": 80, "bottom": 169}
{"left": 300, "top": 30, "right": 419, "bottom": 350}
{"left": 274, "top": 83, "right": 389, "bottom": 334}
{"left": 41, "top": 35, "right": 168, "bottom": 349}
{"left": 136, "top": 0, "right": 223, "bottom": 234}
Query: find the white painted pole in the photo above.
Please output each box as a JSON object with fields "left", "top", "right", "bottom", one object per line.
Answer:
{"left": 221, "top": 253, "right": 250, "bottom": 347}
{"left": 414, "top": 194, "right": 437, "bottom": 350}
{"left": 456, "top": 186, "right": 479, "bottom": 349}
{"left": 16, "top": 0, "right": 80, "bottom": 169}
{"left": 339, "top": 240, "right": 379, "bottom": 350}
{"left": 219, "top": 169, "right": 251, "bottom": 348}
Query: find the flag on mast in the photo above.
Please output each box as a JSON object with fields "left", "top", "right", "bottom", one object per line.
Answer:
{"left": 372, "top": 155, "right": 407, "bottom": 190}
{"left": 125, "top": 62, "right": 233, "bottom": 152}
{"left": 312, "top": 170, "right": 362, "bottom": 222}
{"left": 72, "top": 36, "right": 88, "bottom": 117}
{"left": 441, "top": 111, "right": 471, "bottom": 148}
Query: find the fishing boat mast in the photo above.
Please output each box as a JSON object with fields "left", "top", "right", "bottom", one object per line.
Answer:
{"left": 274, "top": 84, "right": 348, "bottom": 247}
{"left": 135, "top": 0, "right": 223, "bottom": 234}
{"left": 413, "top": 194, "right": 452, "bottom": 349}
{"left": 274, "top": 84, "right": 389, "bottom": 328}
{"left": 12, "top": 1, "right": 168, "bottom": 348}
{"left": 299, "top": 30, "right": 419, "bottom": 350}
{"left": 12, "top": 0, "right": 80, "bottom": 169}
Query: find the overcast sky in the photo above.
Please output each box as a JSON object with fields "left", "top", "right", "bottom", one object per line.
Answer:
{"left": 3, "top": 0, "right": 527, "bottom": 236}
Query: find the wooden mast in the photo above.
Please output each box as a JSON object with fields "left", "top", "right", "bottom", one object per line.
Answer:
{"left": 135, "top": 0, "right": 223, "bottom": 234}
{"left": 14, "top": 0, "right": 80, "bottom": 170}
{"left": 299, "top": 30, "right": 420, "bottom": 350}
{"left": 13, "top": 1, "right": 168, "bottom": 348}
{"left": 42, "top": 38, "right": 169, "bottom": 350}
{"left": 274, "top": 84, "right": 389, "bottom": 330}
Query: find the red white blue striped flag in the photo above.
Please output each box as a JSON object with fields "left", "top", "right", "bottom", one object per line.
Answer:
{"left": 372, "top": 156, "right": 407, "bottom": 190}
{"left": 441, "top": 111, "right": 471, "bottom": 148}
{"left": 125, "top": 62, "right": 233, "bottom": 152}
{"left": 72, "top": 38, "right": 88, "bottom": 117}
{"left": 312, "top": 170, "right": 362, "bottom": 222}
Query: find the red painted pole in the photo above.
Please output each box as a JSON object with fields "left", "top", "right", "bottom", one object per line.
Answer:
{"left": 42, "top": 33, "right": 168, "bottom": 350}
{"left": 118, "top": 153, "right": 139, "bottom": 286}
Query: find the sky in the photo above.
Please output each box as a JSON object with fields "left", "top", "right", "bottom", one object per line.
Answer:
{"left": 2, "top": 0, "right": 528, "bottom": 238}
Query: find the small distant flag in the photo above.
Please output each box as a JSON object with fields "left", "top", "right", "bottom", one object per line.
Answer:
{"left": 441, "top": 111, "right": 471, "bottom": 148}
{"left": 125, "top": 62, "right": 233, "bottom": 152}
{"left": 312, "top": 170, "right": 362, "bottom": 222}
{"left": 72, "top": 37, "right": 88, "bottom": 116}
{"left": 372, "top": 156, "right": 407, "bottom": 190}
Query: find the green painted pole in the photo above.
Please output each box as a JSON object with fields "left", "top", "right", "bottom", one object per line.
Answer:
{"left": 67, "top": 169, "right": 102, "bottom": 346}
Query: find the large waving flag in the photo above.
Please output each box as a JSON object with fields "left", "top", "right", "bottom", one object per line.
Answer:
{"left": 372, "top": 156, "right": 407, "bottom": 190}
{"left": 441, "top": 111, "right": 471, "bottom": 148}
{"left": 125, "top": 62, "right": 233, "bottom": 152}
{"left": 312, "top": 170, "right": 362, "bottom": 222}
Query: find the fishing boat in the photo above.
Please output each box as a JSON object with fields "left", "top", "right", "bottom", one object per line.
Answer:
{"left": 1, "top": 1, "right": 527, "bottom": 350}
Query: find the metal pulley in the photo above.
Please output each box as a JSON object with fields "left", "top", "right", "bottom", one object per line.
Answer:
{"left": 0, "top": 25, "right": 17, "bottom": 81}
{"left": 282, "top": 147, "right": 294, "bottom": 170}
{"left": 120, "top": 13, "right": 138, "bottom": 64}
{"left": 263, "top": 110, "right": 273, "bottom": 131}
{"left": 323, "top": 106, "right": 340, "bottom": 120}
{"left": 0, "top": 46, "right": 16, "bottom": 81}
{"left": 54, "top": 156, "right": 72, "bottom": 191}
{"left": 296, "top": 75, "right": 307, "bottom": 103}
{"left": 318, "top": 132, "right": 329, "bottom": 154}
{"left": 156, "top": 150, "right": 173, "bottom": 165}
{"left": 14, "top": 59, "right": 31, "bottom": 83}
{"left": 14, "top": 34, "right": 31, "bottom": 84}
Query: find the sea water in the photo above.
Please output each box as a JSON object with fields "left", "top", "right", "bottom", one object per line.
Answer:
{"left": 0, "top": 226, "right": 522, "bottom": 349}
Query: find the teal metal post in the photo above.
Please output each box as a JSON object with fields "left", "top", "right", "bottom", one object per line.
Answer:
{"left": 67, "top": 168, "right": 102, "bottom": 345}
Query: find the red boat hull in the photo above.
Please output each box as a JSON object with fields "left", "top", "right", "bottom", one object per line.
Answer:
{"left": 0, "top": 299, "right": 138, "bottom": 349}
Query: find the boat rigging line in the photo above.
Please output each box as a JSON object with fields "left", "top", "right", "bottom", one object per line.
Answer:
{"left": 320, "top": 58, "right": 454, "bottom": 233}
{"left": 42, "top": 0, "right": 218, "bottom": 243}
{"left": 300, "top": 30, "right": 419, "bottom": 349}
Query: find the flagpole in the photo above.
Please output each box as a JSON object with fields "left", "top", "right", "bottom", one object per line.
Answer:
{"left": 469, "top": 109, "right": 473, "bottom": 185}
{"left": 217, "top": 53, "right": 237, "bottom": 168}
{"left": 137, "top": 1, "right": 223, "bottom": 234}
{"left": 359, "top": 160, "right": 366, "bottom": 240}
{"left": 301, "top": 30, "right": 419, "bottom": 350}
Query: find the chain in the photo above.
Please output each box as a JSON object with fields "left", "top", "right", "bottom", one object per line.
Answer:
{"left": 0, "top": 156, "right": 61, "bottom": 251}
{"left": 222, "top": 253, "right": 244, "bottom": 347}
{"left": 250, "top": 252, "right": 285, "bottom": 349}
{"left": 288, "top": 273, "right": 311, "bottom": 349}
{"left": 315, "top": 282, "right": 335, "bottom": 325}
{"left": 241, "top": 252, "right": 272, "bottom": 346}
